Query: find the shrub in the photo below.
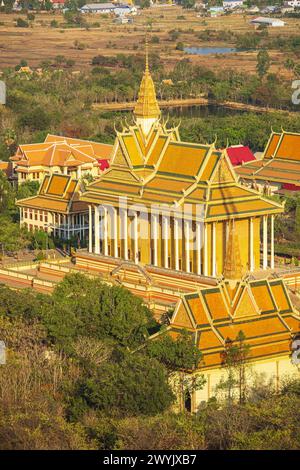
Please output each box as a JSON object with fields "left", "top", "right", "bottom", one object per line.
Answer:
{"left": 15, "top": 18, "right": 29, "bottom": 28}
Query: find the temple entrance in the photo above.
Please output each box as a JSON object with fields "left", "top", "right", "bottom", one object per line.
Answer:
{"left": 184, "top": 390, "right": 192, "bottom": 413}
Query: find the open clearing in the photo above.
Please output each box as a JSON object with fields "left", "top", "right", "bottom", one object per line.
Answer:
{"left": 0, "top": 6, "right": 299, "bottom": 76}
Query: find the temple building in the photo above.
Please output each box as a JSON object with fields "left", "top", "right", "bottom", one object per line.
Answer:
{"left": 150, "top": 223, "right": 300, "bottom": 408}
{"left": 236, "top": 131, "right": 300, "bottom": 194}
{"left": 78, "top": 50, "right": 283, "bottom": 278}
{"left": 17, "top": 174, "right": 89, "bottom": 240}
{"left": 10, "top": 134, "right": 112, "bottom": 185}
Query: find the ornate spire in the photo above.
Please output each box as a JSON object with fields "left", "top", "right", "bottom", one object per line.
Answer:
{"left": 223, "top": 219, "right": 243, "bottom": 281}
{"left": 134, "top": 34, "right": 160, "bottom": 120}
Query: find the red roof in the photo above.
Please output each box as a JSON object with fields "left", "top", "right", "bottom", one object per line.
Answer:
{"left": 226, "top": 146, "right": 256, "bottom": 166}
{"left": 282, "top": 183, "right": 300, "bottom": 192}
{"left": 98, "top": 159, "right": 110, "bottom": 171}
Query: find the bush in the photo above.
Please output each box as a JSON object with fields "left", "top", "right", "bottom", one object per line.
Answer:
{"left": 176, "top": 42, "right": 185, "bottom": 51}
{"left": 18, "top": 107, "right": 52, "bottom": 131}
{"left": 15, "top": 18, "right": 29, "bottom": 28}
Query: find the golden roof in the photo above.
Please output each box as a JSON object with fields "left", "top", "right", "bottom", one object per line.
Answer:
{"left": 133, "top": 39, "right": 160, "bottom": 120}
{"left": 16, "top": 174, "right": 88, "bottom": 215}
{"left": 82, "top": 122, "right": 283, "bottom": 221}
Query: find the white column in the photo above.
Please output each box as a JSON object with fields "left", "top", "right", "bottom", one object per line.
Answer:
{"left": 121, "top": 208, "right": 128, "bottom": 260}
{"left": 174, "top": 217, "right": 179, "bottom": 271}
{"left": 94, "top": 206, "right": 100, "bottom": 254}
{"left": 196, "top": 221, "right": 202, "bottom": 275}
{"left": 133, "top": 211, "right": 138, "bottom": 263}
{"left": 212, "top": 222, "right": 216, "bottom": 277}
{"left": 68, "top": 215, "right": 70, "bottom": 240}
{"left": 112, "top": 207, "right": 118, "bottom": 257}
{"left": 204, "top": 223, "right": 208, "bottom": 276}
{"left": 162, "top": 215, "right": 169, "bottom": 268}
{"left": 88, "top": 206, "right": 93, "bottom": 252}
{"left": 270, "top": 214, "right": 275, "bottom": 269}
{"left": 184, "top": 219, "right": 190, "bottom": 273}
{"left": 263, "top": 215, "right": 268, "bottom": 269}
{"left": 249, "top": 217, "right": 254, "bottom": 272}
{"left": 102, "top": 206, "right": 108, "bottom": 256}
{"left": 152, "top": 213, "right": 158, "bottom": 266}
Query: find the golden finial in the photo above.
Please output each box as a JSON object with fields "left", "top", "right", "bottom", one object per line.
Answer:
{"left": 223, "top": 219, "right": 243, "bottom": 281}
{"left": 133, "top": 32, "right": 160, "bottom": 121}
{"left": 145, "top": 31, "right": 149, "bottom": 73}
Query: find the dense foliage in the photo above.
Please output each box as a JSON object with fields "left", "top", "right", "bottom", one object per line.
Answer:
{"left": 0, "top": 281, "right": 300, "bottom": 450}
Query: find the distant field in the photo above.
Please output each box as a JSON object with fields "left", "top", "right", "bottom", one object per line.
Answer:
{"left": 0, "top": 6, "right": 299, "bottom": 76}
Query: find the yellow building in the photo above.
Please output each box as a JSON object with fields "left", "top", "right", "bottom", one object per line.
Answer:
{"left": 10, "top": 134, "right": 113, "bottom": 185}
{"left": 79, "top": 52, "right": 283, "bottom": 277}
{"left": 17, "top": 174, "right": 89, "bottom": 240}
{"left": 150, "top": 223, "right": 300, "bottom": 409}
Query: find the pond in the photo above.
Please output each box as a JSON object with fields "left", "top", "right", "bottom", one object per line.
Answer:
{"left": 184, "top": 47, "right": 238, "bottom": 55}
{"left": 164, "top": 104, "right": 248, "bottom": 118}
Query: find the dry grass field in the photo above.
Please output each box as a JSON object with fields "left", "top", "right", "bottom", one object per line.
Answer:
{"left": 0, "top": 6, "right": 299, "bottom": 76}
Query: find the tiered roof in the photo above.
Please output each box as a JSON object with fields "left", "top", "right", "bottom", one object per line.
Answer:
{"left": 16, "top": 174, "right": 88, "bottom": 214}
{"left": 236, "top": 131, "right": 300, "bottom": 187}
{"left": 155, "top": 277, "right": 300, "bottom": 369}
{"left": 11, "top": 134, "right": 113, "bottom": 172}
{"left": 81, "top": 121, "right": 283, "bottom": 221}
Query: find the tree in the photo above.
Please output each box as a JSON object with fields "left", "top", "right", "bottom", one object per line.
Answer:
{"left": 70, "top": 354, "right": 174, "bottom": 418}
{"left": 217, "top": 331, "right": 251, "bottom": 405}
{"left": 256, "top": 50, "right": 270, "bottom": 79}
{"left": 181, "top": 0, "right": 196, "bottom": 8}
{"left": 146, "top": 330, "right": 205, "bottom": 412}
{"left": 0, "top": 170, "right": 14, "bottom": 214}
{"left": 16, "top": 181, "right": 39, "bottom": 201}
{"left": 18, "top": 107, "right": 52, "bottom": 131}
{"left": 41, "top": 273, "right": 156, "bottom": 351}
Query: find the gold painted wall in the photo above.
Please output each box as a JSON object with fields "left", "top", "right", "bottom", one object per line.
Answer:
{"left": 194, "top": 355, "right": 298, "bottom": 408}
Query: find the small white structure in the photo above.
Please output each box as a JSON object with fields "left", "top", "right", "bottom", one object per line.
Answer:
{"left": 81, "top": 3, "right": 117, "bottom": 13}
{"left": 223, "top": 0, "right": 244, "bottom": 10}
{"left": 251, "top": 16, "right": 285, "bottom": 27}
{"left": 248, "top": 6, "right": 260, "bottom": 13}
{"left": 208, "top": 6, "right": 224, "bottom": 16}
{"left": 115, "top": 4, "right": 137, "bottom": 16}
{"left": 284, "top": 0, "right": 300, "bottom": 6}
{"left": 80, "top": 2, "right": 136, "bottom": 15}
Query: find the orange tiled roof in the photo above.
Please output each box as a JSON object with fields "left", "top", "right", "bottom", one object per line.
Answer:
{"left": 236, "top": 131, "right": 300, "bottom": 186}
{"left": 16, "top": 174, "right": 88, "bottom": 214}
{"left": 0, "top": 161, "right": 11, "bottom": 177}
{"left": 151, "top": 277, "right": 300, "bottom": 370}
{"left": 11, "top": 135, "right": 113, "bottom": 170}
